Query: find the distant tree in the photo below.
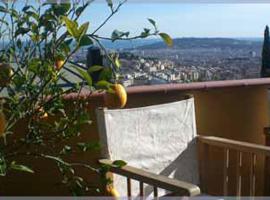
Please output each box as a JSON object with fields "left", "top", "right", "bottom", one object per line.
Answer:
{"left": 261, "top": 25, "right": 270, "bottom": 77}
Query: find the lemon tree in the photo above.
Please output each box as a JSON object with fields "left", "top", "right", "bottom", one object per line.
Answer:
{"left": 0, "top": 0, "right": 172, "bottom": 195}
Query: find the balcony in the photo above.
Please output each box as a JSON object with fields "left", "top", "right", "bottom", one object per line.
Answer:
{"left": 1, "top": 77, "right": 270, "bottom": 196}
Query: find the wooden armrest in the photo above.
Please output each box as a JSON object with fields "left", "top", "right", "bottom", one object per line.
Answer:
{"left": 99, "top": 159, "right": 201, "bottom": 196}
{"left": 198, "top": 135, "right": 270, "bottom": 156}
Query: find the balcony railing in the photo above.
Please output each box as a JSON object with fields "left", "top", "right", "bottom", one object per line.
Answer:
{"left": 99, "top": 135, "right": 270, "bottom": 197}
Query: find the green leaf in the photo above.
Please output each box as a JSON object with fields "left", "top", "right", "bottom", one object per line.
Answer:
{"left": 79, "top": 22, "right": 89, "bottom": 35}
{"left": 17, "top": 39, "right": 22, "bottom": 49}
{"left": 58, "top": 162, "right": 74, "bottom": 174}
{"left": 115, "top": 57, "right": 121, "bottom": 69}
{"left": 28, "top": 58, "right": 41, "bottom": 73}
{"left": 31, "top": 23, "right": 39, "bottom": 33}
{"left": 107, "top": 87, "right": 116, "bottom": 94}
{"left": 88, "top": 65, "right": 103, "bottom": 73}
{"left": 22, "top": 5, "right": 31, "bottom": 12}
{"left": 26, "top": 11, "right": 39, "bottom": 21}
{"left": 140, "top": 28, "right": 150, "bottom": 38}
{"left": 0, "top": 19, "right": 8, "bottom": 26}
{"left": 100, "top": 164, "right": 112, "bottom": 174}
{"left": 30, "top": 35, "right": 40, "bottom": 42}
{"left": 61, "top": 16, "right": 78, "bottom": 38}
{"left": 0, "top": 5, "right": 7, "bottom": 13}
{"left": 78, "top": 22, "right": 89, "bottom": 41}
{"left": 59, "top": 42, "right": 71, "bottom": 55}
{"left": 64, "top": 38, "right": 73, "bottom": 46}
{"left": 111, "top": 30, "right": 130, "bottom": 42}
{"left": 159, "top": 33, "right": 173, "bottom": 47}
{"left": 10, "top": 162, "right": 34, "bottom": 174}
{"left": 95, "top": 80, "right": 113, "bottom": 89}
{"left": 43, "top": 155, "right": 68, "bottom": 166}
{"left": 75, "top": 67, "right": 92, "bottom": 87}
{"left": 98, "top": 68, "right": 112, "bottom": 81}
{"left": 76, "top": 112, "right": 91, "bottom": 125}
{"left": 60, "top": 145, "right": 72, "bottom": 155}
{"left": 0, "top": 157, "right": 6, "bottom": 176}
{"left": 77, "top": 142, "right": 100, "bottom": 152}
{"left": 148, "top": 18, "right": 156, "bottom": 28}
{"left": 112, "top": 160, "right": 127, "bottom": 168}
{"left": 52, "top": 3, "right": 71, "bottom": 16}
{"left": 15, "top": 28, "right": 31, "bottom": 37}
{"left": 76, "top": 6, "right": 84, "bottom": 16}
{"left": 106, "top": 0, "right": 113, "bottom": 9}
{"left": 10, "top": 9, "right": 18, "bottom": 18}
{"left": 78, "top": 35, "right": 93, "bottom": 47}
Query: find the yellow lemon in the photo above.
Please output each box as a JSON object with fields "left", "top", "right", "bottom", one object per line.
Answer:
{"left": 104, "top": 84, "right": 127, "bottom": 109}
{"left": 33, "top": 108, "right": 48, "bottom": 121}
{"left": 40, "top": 111, "right": 48, "bottom": 119}
{"left": 55, "top": 60, "right": 65, "bottom": 71}
{"left": 38, "top": 108, "right": 48, "bottom": 120}
{"left": 106, "top": 185, "right": 120, "bottom": 199}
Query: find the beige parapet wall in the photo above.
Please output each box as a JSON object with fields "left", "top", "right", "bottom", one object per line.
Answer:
{"left": 194, "top": 86, "right": 269, "bottom": 195}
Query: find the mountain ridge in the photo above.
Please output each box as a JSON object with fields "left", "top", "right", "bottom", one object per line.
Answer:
{"left": 137, "top": 37, "right": 263, "bottom": 50}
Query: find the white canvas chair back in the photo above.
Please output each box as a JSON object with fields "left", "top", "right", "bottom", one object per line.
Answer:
{"left": 96, "top": 97, "right": 199, "bottom": 197}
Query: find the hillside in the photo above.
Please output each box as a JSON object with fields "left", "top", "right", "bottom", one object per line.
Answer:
{"left": 101, "top": 38, "right": 160, "bottom": 49}
{"left": 137, "top": 37, "right": 262, "bottom": 50}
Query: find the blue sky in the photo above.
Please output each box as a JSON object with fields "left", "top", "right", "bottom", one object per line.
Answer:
{"left": 15, "top": 1, "right": 270, "bottom": 38}
{"left": 81, "top": 3, "right": 270, "bottom": 38}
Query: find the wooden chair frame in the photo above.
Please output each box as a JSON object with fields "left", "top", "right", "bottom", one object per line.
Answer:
{"left": 99, "top": 135, "right": 270, "bottom": 197}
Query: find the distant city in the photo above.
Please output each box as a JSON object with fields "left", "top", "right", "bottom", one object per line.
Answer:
{"left": 71, "top": 37, "right": 263, "bottom": 87}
